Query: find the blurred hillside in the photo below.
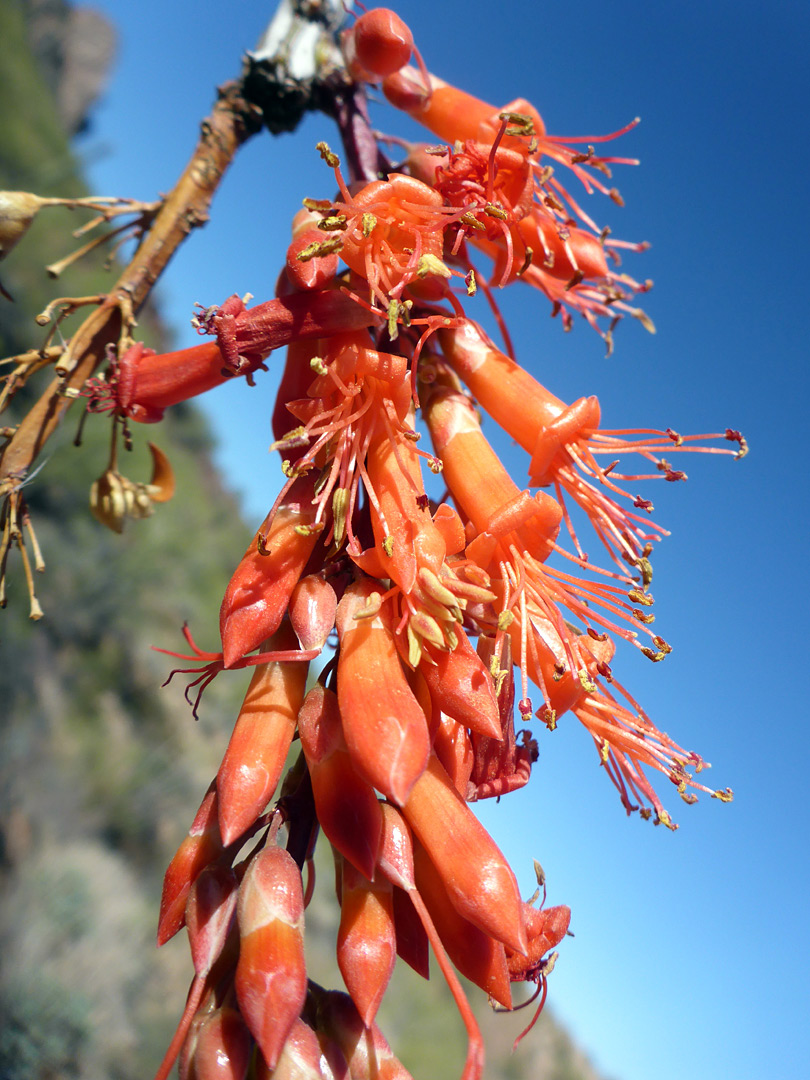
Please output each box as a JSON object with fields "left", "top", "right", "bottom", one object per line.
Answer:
{"left": 0, "top": 2, "right": 612, "bottom": 1077}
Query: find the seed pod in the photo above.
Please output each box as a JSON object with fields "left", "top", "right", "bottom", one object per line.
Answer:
{"left": 0, "top": 190, "right": 42, "bottom": 260}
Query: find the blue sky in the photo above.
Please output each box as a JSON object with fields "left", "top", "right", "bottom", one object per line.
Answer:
{"left": 81, "top": 2, "right": 808, "bottom": 1078}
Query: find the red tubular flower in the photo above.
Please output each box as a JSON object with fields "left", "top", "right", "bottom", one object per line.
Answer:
{"left": 421, "top": 379, "right": 563, "bottom": 560}
{"left": 304, "top": 151, "right": 467, "bottom": 318}
{"left": 330, "top": 172, "right": 448, "bottom": 307}
{"left": 275, "top": 333, "right": 420, "bottom": 560}
{"left": 234, "top": 844, "right": 307, "bottom": 1071}
{"left": 385, "top": 66, "right": 651, "bottom": 336}
{"left": 423, "top": 377, "right": 666, "bottom": 665}
{"left": 118, "top": 289, "right": 380, "bottom": 423}
{"left": 440, "top": 318, "right": 745, "bottom": 570}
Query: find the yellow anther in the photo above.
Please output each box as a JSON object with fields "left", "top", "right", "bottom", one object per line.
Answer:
{"left": 318, "top": 214, "right": 347, "bottom": 232}
{"left": 417, "top": 253, "right": 452, "bottom": 278}
{"left": 578, "top": 669, "right": 597, "bottom": 694}
{"left": 296, "top": 236, "right": 344, "bottom": 261}
{"left": 331, "top": 487, "right": 349, "bottom": 547}
{"left": 316, "top": 141, "right": 340, "bottom": 168}
{"left": 361, "top": 212, "right": 377, "bottom": 237}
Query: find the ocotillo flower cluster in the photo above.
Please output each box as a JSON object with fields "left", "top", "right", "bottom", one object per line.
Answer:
{"left": 85, "top": 8, "right": 743, "bottom": 1079}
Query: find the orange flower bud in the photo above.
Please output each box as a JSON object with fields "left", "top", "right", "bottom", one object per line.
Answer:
{"left": 219, "top": 475, "right": 320, "bottom": 668}
{"left": 375, "top": 801, "right": 414, "bottom": 888}
{"left": 314, "top": 989, "right": 414, "bottom": 1080}
{"left": 297, "top": 684, "right": 384, "bottom": 880}
{"left": 420, "top": 630, "right": 501, "bottom": 740}
{"left": 362, "top": 423, "right": 444, "bottom": 594}
{"left": 235, "top": 845, "right": 307, "bottom": 1070}
{"left": 336, "top": 580, "right": 430, "bottom": 805}
{"left": 286, "top": 227, "right": 339, "bottom": 291}
{"left": 432, "top": 711, "right": 474, "bottom": 796}
{"left": 336, "top": 857, "right": 396, "bottom": 1026}
{"left": 158, "top": 782, "right": 223, "bottom": 946}
{"left": 182, "top": 1003, "right": 252, "bottom": 1080}
{"left": 185, "top": 863, "right": 238, "bottom": 977}
{"left": 217, "top": 623, "right": 308, "bottom": 845}
{"left": 402, "top": 753, "right": 527, "bottom": 956}
{"left": 350, "top": 9, "right": 414, "bottom": 79}
{"left": 254, "top": 1016, "right": 325, "bottom": 1079}
{"left": 412, "top": 838, "right": 511, "bottom": 1009}
{"left": 288, "top": 575, "right": 337, "bottom": 652}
